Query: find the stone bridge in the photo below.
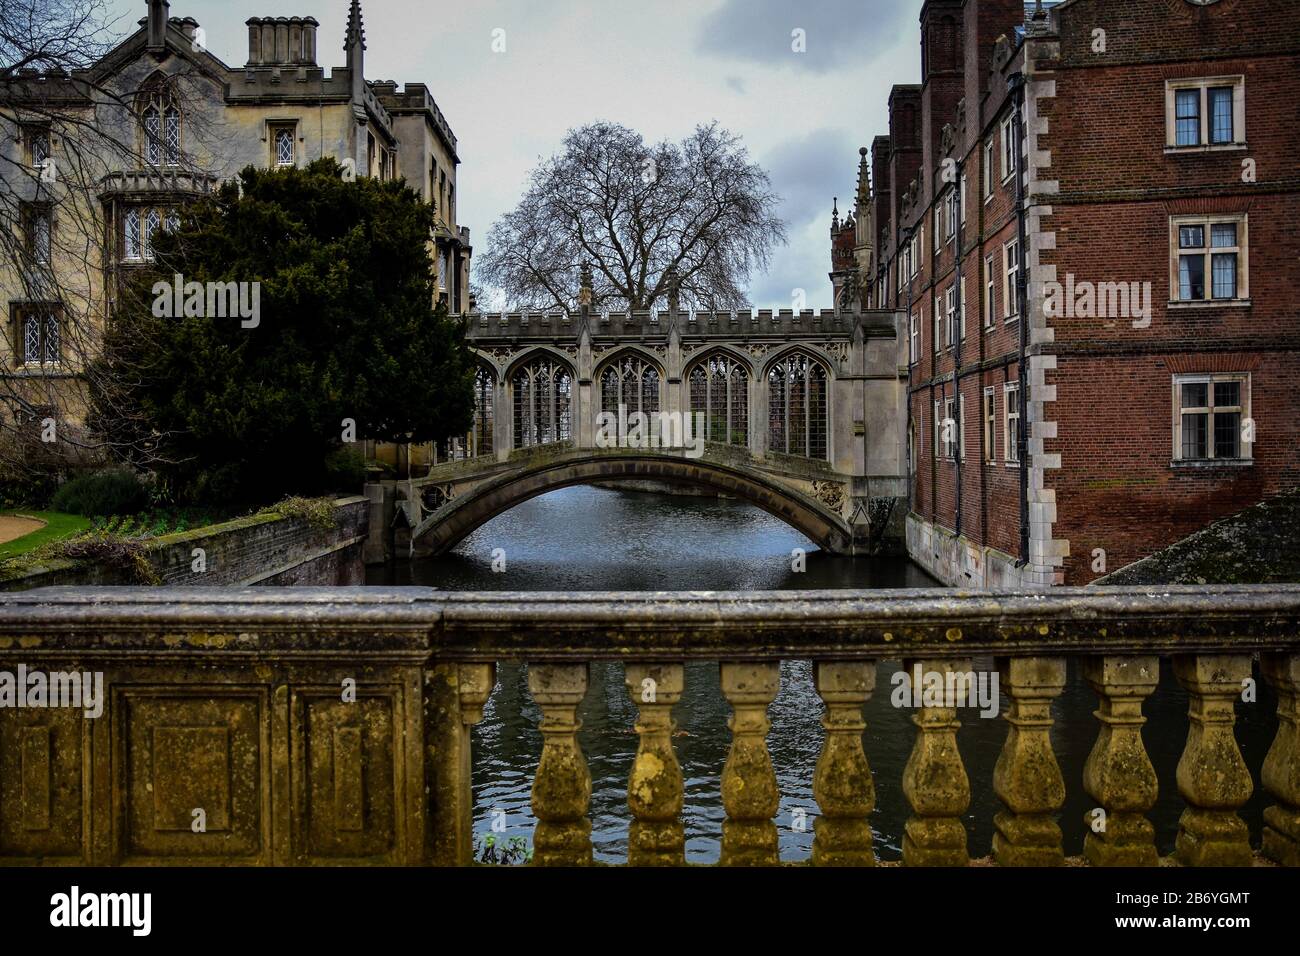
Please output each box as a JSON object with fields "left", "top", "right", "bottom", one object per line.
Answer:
{"left": 383, "top": 305, "right": 911, "bottom": 558}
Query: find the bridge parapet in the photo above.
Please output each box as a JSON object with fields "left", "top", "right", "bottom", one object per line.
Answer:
{"left": 465, "top": 308, "right": 901, "bottom": 341}
{"left": 1, "top": 585, "right": 1297, "bottom": 867}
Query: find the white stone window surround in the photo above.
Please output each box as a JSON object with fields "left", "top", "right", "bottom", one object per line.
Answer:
{"left": 1164, "top": 75, "right": 1246, "bottom": 152}
{"left": 1170, "top": 372, "right": 1252, "bottom": 465}
{"left": 1168, "top": 213, "right": 1249, "bottom": 306}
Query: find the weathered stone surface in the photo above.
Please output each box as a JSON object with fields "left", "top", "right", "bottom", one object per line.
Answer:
{"left": 0, "top": 587, "right": 1298, "bottom": 867}
{"left": 1082, "top": 656, "right": 1160, "bottom": 867}
{"left": 1262, "top": 653, "right": 1300, "bottom": 866}
{"left": 1174, "top": 655, "right": 1254, "bottom": 867}
{"left": 720, "top": 661, "right": 781, "bottom": 866}
{"left": 527, "top": 663, "right": 592, "bottom": 866}
{"left": 901, "top": 657, "right": 971, "bottom": 867}
{"left": 624, "top": 663, "right": 685, "bottom": 866}
{"left": 993, "top": 656, "right": 1066, "bottom": 866}
{"left": 812, "top": 661, "right": 876, "bottom": 866}
{"left": 0, "top": 497, "right": 368, "bottom": 592}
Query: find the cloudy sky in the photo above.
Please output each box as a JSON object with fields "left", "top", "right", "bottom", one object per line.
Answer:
{"left": 105, "top": 0, "right": 923, "bottom": 308}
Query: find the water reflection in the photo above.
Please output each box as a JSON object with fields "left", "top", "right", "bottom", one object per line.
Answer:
{"left": 367, "top": 485, "right": 1275, "bottom": 863}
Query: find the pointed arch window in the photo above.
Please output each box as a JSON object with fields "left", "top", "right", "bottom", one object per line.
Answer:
{"left": 688, "top": 352, "right": 749, "bottom": 446}
{"left": 140, "top": 84, "right": 181, "bottom": 166}
{"left": 513, "top": 356, "right": 573, "bottom": 449}
{"left": 600, "top": 354, "right": 660, "bottom": 415}
{"left": 472, "top": 366, "right": 495, "bottom": 456}
{"left": 767, "top": 352, "right": 829, "bottom": 460}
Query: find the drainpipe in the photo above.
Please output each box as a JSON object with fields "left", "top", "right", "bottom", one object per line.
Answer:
{"left": 902, "top": 230, "right": 919, "bottom": 519}
{"left": 1010, "top": 71, "right": 1030, "bottom": 568}
{"left": 952, "top": 157, "right": 964, "bottom": 538}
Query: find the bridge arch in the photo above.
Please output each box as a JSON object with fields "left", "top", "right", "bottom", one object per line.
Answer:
{"left": 412, "top": 451, "right": 854, "bottom": 556}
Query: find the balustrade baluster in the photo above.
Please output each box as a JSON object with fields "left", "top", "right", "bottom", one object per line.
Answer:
{"left": 1082, "top": 656, "right": 1159, "bottom": 866}
{"left": 1174, "top": 654, "right": 1253, "bottom": 866}
{"left": 1262, "top": 653, "right": 1300, "bottom": 867}
{"left": 528, "top": 663, "right": 592, "bottom": 866}
{"left": 993, "top": 657, "right": 1066, "bottom": 866}
{"left": 901, "top": 657, "right": 971, "bottom": 866}
{"left": 428, "top": 662, "right": 496, "bottom": 865}
{"left": 625, "top": 663, "right": 686, "bottom": 866}
{"left": 812, "top": 661, "right": 876, "bottom": 866}
{"left": 720, "top": 661, "right": 781, "bottom": 866}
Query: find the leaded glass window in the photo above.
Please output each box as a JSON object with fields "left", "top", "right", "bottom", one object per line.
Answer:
{"left": 275, "top": 127, "right": 294, "bottom": 166}
{"left": 599, "top": 354, "right": 660, "bottom": 415}
{"left": 143, "top": 105, "right": 160, "bottom": 164}
{"left": 164, "top": 108, "right": 180, "bottom": 164}
{"left": 766, "top": 352, "right": 829, "bottom": 460}
{"left": 512, "top": 356, "right": 573, "bottom": 449}
{"left": 688, "top": 352, "right": 749, "bottom": 446}
{"left": 20, "top": 312, "right": 58, "bottom": 366}
{"left": 143, "top": 208, "right": 161, "bottom": 260}
{"left": 472, "top": 366, "right": 495, "bottom": 456}
{"left": 124, "top": 208, "right": 142, "bottom": 260}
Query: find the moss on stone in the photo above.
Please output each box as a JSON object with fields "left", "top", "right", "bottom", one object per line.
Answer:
{"left": 1096, "top": 487, "right": 1300, "bottom": 585}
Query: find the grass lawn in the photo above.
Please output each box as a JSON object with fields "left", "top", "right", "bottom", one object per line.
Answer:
{"left": 0, "top": 510, "right": 92, "bottom": 561}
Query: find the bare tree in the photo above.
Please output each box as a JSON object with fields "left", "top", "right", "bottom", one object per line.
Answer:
{"left": 479, "top": 121, "right": 787, "bottom": 313}
{"left": 0, "top": 0, "right": 220, "bottom": 483}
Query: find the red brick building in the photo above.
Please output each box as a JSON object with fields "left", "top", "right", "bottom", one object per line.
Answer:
{"left": 852, "top": 0, "right": 1300, "bottom": 586}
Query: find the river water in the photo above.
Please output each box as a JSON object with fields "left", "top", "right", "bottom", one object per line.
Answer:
{"left": 368, "top": 484, "right": 1275, "bottom": 864}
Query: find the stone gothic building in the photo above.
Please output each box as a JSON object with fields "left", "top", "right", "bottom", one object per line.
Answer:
{"left": 0, "top": 0, "right": 469, "bottom": 453}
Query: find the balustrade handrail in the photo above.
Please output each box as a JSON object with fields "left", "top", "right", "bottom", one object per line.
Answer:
{"left": 2, "top": 585, "right": 1300, "bottom": 659}
{"left": 2, "top": 584, "right": 1298, "bottom": 868}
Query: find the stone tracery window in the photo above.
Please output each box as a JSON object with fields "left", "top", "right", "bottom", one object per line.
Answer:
{"left": 767, "top": 352, "right": 829, "bottom": 460}
{"left": 512, "top": 355, "right": 572, "bottom": 449}
{"left": 688, "top": 352, "right": 749, "bottom": 446}
{"left": 472, "top": 365, "right": 495, "bottom": 457}
{"left": 141, "top": 90, "right": 181, "bottom": 166}
{"left": 600, "top": 353, "right": 660, "bottom": 415}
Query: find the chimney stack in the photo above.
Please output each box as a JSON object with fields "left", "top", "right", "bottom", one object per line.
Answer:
{"left": 246, "top": 16, "right": 319, "bottom": 66}
{"left": 147, "top": 0, "right": 170, "bottom": 52}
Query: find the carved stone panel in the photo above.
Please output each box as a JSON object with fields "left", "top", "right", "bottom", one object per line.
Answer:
{"left": 119, "top": 690, "right": 267, "bottom": 863}
{"left": 0, "top": 708, "right": 87, "bottom": 861}
{"left": 293, "top": 688, "right": 401, "bottom": 863}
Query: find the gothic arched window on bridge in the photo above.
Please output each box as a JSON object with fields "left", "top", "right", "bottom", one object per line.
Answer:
{"left": 471, "top": 365, "right": 494, "bottom": 457}
{"left": 688, "top": 353, "right": 749, "bottom": 446}
{"left": 513, "top": 356, "right": 572, "bottom": 449}
{"left": 600, "top": 354, "right": 661, "bottom": 416}
{"left": 767, "top": 352, "right": 829, "bottom": 461}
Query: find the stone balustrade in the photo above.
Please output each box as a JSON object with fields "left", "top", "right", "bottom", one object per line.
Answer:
{"left": 0, "top": 585, "right": 1298, "bottom": 867}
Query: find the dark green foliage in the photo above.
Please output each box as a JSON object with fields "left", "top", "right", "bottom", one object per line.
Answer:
{"left": 323, "top": 446, "right": 367, "bottom": 494}
{"left": 0, "top": 468, "right": 59, "bottom": 510}
{"left": 89, "top": 159, "right": 475, "bottom": 505}
{"left": 50, "top": 467, "right": 149, "bottom": 517}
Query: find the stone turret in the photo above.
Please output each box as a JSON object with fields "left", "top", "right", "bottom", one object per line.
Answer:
{"left": 829, "top": 197, "right": 858, "bottom": 310}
